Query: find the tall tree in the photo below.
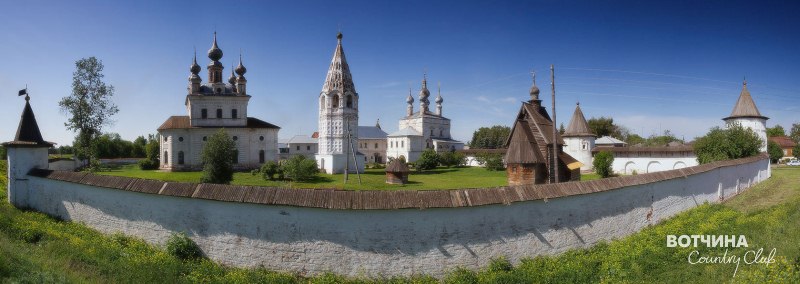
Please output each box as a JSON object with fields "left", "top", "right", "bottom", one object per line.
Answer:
{"left": 469, "top": 125, "right": 511, "bottom": 149}
{"left": 767, "top": 141, "right": 784, "bottom": 163}
{"left": 59, "top": 57, "right": 119, "bottom": 164}
{"left": 790, "top": 123, "right": 800, "bottom": 143}
{"left": 693, "top": 124, "right": 761, "bottom": 164}
{"left": 201, "top": 129, "right": 236, "bottom": 184}
{"left": 587, "top": 117, "right": 621, "bottom": 138}
{"left": 766, "top": 125, "right": 786, "bottom": 137}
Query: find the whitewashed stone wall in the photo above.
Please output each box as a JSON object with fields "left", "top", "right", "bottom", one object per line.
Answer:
{"left": 18, "top": 157, "right": 769, "bottom": 278}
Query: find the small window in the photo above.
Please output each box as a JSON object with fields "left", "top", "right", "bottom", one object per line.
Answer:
{"left": 346, "top": 95, "right": 353, "bottom": 108}
{"left": 233, "top": 136, "right": 238, "bottom": 141}
{"left": 178, "top": 151, "right": 184, "bottom": 165}
{"left": 164, "top": 151, "right": 169, "bottom": 164}
{"left": 216, "top": 109, "right": 222, "bottom": 118}
{"left": 201, "top": 109, "right": 208, "bottom": 119}
{"left": 307, "top": 145, "right": 311, "bottom": 151}
{"left": 233, "top": 150, "right": 239, "bottom": 164}
{"left": 259, "top": 150, "right": 265, "bottom": 163}
{"left": 203, "top": 136, "right": 207, "bottom": 141}
{"left": 164, "top": 136, "right": 168, "bottom": 142}
{"left": 374, "top": 143, "right": 378, "bottom": 149}
{"left": 232, "top": 109, "right": 238, "bottom": 119}
{"left": 216, "top": 87, "right": 222, "bottom": 93}
{"left": 430, "top": 129, "right": 433, "bottom": 136}
{"left": 259, "top": 136, "right": 264, "bottom": 141}
{"left": 440, "top": 130, "right": 443, "bottom": 136}
{"left": 296, "top": 145, "right": 300, "bottom": 151}
{"left": 178, "top": 137, "right": 184, "bottom": 142}
{"left": 401, "top": 141, "right": 405, "bottom": 148}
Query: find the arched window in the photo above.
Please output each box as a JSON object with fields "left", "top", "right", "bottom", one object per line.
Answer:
{"left": 332, "top": 95, "right": 340, "bottom": 108}
{"left": 401, "top": 140, "right": 405, "bottom": 148}
{"left": 164, "top": 151, "right": 169, "bottom": 165}
{"left": 346, "top": 95, "right": 353, "bottom": 108}
{"left": 439, "top": 130, "right": 443, "bottom": 136}
{"left": 178, "top": 151, "right": 184, "bottom": 165}
{"left": 259, "top": 150, "right": 265, "bottom": 163}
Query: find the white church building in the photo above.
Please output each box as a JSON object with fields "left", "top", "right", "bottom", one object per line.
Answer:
{"left": 386, "top": 76, "right": 464, "bottom": 162}
{"left": 157, "top": 33, "right": 280, "bottom": 171}
{"left": 315, "top": 33, "right": 365, "bottom": 174}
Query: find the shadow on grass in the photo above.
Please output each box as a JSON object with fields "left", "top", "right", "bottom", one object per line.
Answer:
{"left": 408, "top": 168, "right": 460, "bottom": 175}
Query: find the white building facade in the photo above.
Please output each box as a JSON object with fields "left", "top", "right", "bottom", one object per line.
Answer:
{"left": 386, "top": 77, "right": 464, "bottom": 162}
{"left": 358, "top": 123, "right": 388, "bottom": 164}
{"left": 315, "top": 33, "right": 365, "bottom": 174}
{"left": 157, "top": 33, "right": 280, "bottom": 171}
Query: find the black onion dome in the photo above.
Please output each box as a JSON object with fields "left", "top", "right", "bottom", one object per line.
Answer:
{"left": 208, "top": 32, "right": 223, "bottom": 61}
{"left": 190, "top": 55, "right": 201, "bottom": 74}
{"left": 228, "top": 68, "right": 236, "bottom": 85}
{"left": 530, "top": 85, "right": 540, "bottom": 96}
{"left": 235, "top": 55, "right": 247, "bottom": 76}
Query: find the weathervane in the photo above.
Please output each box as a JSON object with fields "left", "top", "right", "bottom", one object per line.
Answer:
{"left": 18, "top": 85, "right": 29, "bottom": 101}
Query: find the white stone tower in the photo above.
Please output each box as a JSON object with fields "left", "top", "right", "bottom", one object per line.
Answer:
{"left": 315, "top": 32, "right": 364, "bottom": 174}
{"left": 3, "top": 92, "right": 53, "bottom": 208}
{"left": 723, "top": 79, "right": 768, "bottom": 152}
{"left": 562, "top": 101, "right": 596, "bottom": 171}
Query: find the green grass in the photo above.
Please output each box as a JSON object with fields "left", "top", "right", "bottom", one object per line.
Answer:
{"left": 2, "top": 161, "right": 799, "bottom": 283}
{"left": 95, "top": 164, "right": 509, "bottom": 190}
{"left": 96, "top": 164, "right": 600, "bottom": 190}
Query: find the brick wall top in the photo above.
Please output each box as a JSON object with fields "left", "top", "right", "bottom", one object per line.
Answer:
{"left": 27, "top": 153, "right": 768, "bottom": 210}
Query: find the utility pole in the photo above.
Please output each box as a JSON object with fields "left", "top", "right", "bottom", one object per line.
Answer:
{"left": 551, "top": 64, "right": 559, "bottom": 183}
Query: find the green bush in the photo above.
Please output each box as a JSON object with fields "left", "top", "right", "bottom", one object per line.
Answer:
{"left": 694, "top": 123, "right": 761, "bottom": 164}
{"left": 259, "top": 161, "right": 282, "bottom": 181}
{"left": 166, "top": 232, "right": 204, "bottom": 261}
{"left": 487, "top": 256, "right": 513, "bottom": 272}
{"left": 593, "top": 150, "right": 614, "bottom": 178}
{"left": 282, "top": 155, "right": 318, "bottom": 181}
{"left": 138, "top": 159, "right": 158, "bottom": 170}
{"left": 200, "top": 129, "right": 236, "bottom": 184}
{"left": 768, "top": 140, "right": 783, "bottom": 163}
{"left": 439, "top": 151, "right": 466, "bottom": 168}
{"left": 476, "top": 153, "right": 505, "bottom": 171}
{"left": 415, "top": 149, "right": 440, "bottom": 171}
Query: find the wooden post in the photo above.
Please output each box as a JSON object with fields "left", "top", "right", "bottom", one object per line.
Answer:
{"left": 551, "top": 64, "right": 558, "bottom": 183}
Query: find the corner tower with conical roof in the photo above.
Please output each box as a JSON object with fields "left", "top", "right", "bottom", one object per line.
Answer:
{"left": 562, "top": 102, "right": 595, "bottom": 171}
{"left": 723, "top": 79, "right": 768, "bottom": 152}
{"left": 315, "top": 32, "right": 364, "bottom": 174}
{"left": 3, "top": 92, "right": 54, "bottom": 208}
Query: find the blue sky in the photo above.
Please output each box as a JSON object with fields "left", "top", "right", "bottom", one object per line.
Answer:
{"left": 1, "top": 0, "right": 798, "bottom": 146}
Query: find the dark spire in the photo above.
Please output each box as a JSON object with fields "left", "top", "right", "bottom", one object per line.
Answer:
{"left": 529, "top": 70, "right": 540, "bottom": 101}
{"left": 235, "top": 52, "right": 247, "bottom": 76}
{"left": 190, "top": 48, "right": 201, "bottom": 75}
{"left": 3, "top": 93, "right": 53, "bottom": 147}
{"left": 228, "top": 63, "right": 237, "bottom": 85}
{"left": 208, "top": 31, "right": 223, "bottom": 61}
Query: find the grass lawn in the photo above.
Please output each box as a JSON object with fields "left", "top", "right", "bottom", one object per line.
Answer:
{"left": 95, "top": 164, "right": 510, "bottom": 190}
{"left": 96, "top": 164, "right": 600, "bottom": 190}
{"left": 2, "top": 161, "right": 798, "bottom": 282}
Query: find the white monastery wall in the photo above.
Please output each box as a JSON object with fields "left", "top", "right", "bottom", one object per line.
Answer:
{"left": 14, "top": 156, "right": 768, "bottom": 278}
{"left": 612, "top": 154, "right": 699, "bottom": 175}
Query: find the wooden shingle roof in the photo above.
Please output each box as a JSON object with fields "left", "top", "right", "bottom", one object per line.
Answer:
{"left": 3, "top": 97, "right": 54, "bottom": 148}
{"left": 724, "top": 81, "right": 768, "bottom": 120}
{"left": 563, "top": 103, "right": 595, "bottom": 137}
